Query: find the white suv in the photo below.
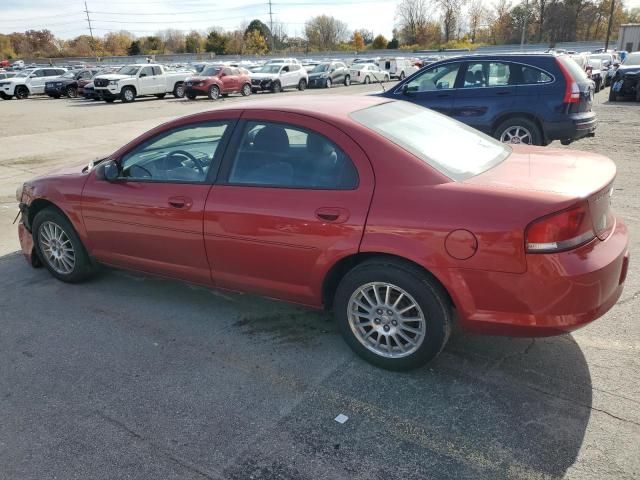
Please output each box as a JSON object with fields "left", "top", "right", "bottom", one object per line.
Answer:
{"left": 249, "top": 63, "right": 308, "bottom": 93}
{"left": 0, "top": 67, "right": 67, "bottom": 100}
{"left": 378, "top": 57, "right": 419, "bottom": 80}
{"left": 264, "top": 58, "right": 302, "bottom": 66}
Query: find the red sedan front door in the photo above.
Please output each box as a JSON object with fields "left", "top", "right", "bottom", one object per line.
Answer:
{"left": 203, "top": 111, "right": 375, "bottom": 306}
{"left": 82, "top": 117, "right": 237, "bottom": 284}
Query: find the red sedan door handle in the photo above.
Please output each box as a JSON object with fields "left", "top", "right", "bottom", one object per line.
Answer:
{"left": 168, "top": 196, "right": 193, "bottom": 209}
{"left": 315, "top": 207, "right": 350, "bottom": 223}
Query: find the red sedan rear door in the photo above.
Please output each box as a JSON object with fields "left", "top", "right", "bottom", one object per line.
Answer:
{"left": 203, "top": 110, "right": 375, "bottom": 306}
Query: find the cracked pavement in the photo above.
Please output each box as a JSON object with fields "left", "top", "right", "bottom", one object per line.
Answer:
{"left": 0, "top": 86, "right": 638, "bottom": 479}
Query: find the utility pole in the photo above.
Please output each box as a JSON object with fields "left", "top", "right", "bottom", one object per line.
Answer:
{"left": 84, "top": 1, "right": 97, "bottom": 59}
{"left": 604, "top": 0, "right": 615, "bottom": 51}
{"left": 268, "top": 0, "right": 274, "bottom": 51}
{"left": 520, "top": 0, "right": 529, "bottom": 49}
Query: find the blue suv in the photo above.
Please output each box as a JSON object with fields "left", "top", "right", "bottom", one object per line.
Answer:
{"left": 382, "top": 54, "right": 596, "bottom": 146}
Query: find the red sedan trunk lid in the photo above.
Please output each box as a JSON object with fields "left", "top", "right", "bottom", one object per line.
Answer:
{"left": 465, "top": 145, "right": 616, "bottom": 239}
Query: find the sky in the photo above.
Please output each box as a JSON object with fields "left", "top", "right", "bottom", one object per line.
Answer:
{"left": 0, "top": 0, "right": 404, "bottom": 40}
{"left": 1, "top": 0, "right": 639, "bottom": 41}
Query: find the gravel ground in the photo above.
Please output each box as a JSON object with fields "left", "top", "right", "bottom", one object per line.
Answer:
{"left": 0, "top": 86, "right": 638, "bottom": 480}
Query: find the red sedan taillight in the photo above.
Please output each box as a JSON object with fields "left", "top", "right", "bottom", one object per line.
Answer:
{"left": 526, "top": 203, "right": 595, "bottom": 253}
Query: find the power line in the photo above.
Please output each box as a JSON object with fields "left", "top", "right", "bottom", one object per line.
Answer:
{"left": 89, "top": 3, "right": 267, "bottom": 16}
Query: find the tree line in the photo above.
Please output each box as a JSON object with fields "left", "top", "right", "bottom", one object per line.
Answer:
{"left": 1, "top": 0, "right": 638, "bottom": 60}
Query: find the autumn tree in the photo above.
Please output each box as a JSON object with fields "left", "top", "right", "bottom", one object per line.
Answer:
{"left": 371, "top": 34, "right": 388, "bottom": 49}
{"left": 395, "top": 0, "right": 430, "bottom": 45}
{"left": 354, "top": 29, "right": 374, "bottom": 45}
{"left": 104, "top": 31, "right": 133, "bottom": 56}
{"left": 226, "top": 30, "right": 246, "bottom": 54}
{"left": 305, "top": 15, "right": 349, "bottom": 50}
{"left": 352, "top": 31, "right": 365, "bottom": 50}
{"left": 205, "top": 30, "right": 228, "bottom": 54}
{"left": 467, "top": 0, "right": 487, "bottom": 43}
{"left": 0, "top": 34, "right": 16, "bottom": 58}
{"left": 244, "top": 29, "right": 268, "bottom": 54}
{"left": 128, "top": 40, "right": 141, "bottom": 55}
{"left": 141, "top": 36, "right": 162, "bottom": 53}
{"left": 438, "top": 0, "right": 466, "bottom": 42}
{"left": 245, "top": 19, "right": 272, "bottom": 49}
{"left": 185, "top": 30, "right": 203, "bottom": 53}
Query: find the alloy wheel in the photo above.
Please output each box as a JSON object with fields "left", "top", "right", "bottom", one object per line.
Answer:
{"left": 347, "top": 282, "right": 426, "bottom": 358}
{"left": 38, "top": 221, "right": 76, "bottom": 275}
{"left": 499, "top": 126, "right": 533, "bottom": 145}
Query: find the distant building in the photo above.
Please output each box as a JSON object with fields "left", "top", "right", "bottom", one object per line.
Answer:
{"left": 618, "top": 24, "right": 640, "bottom": 52}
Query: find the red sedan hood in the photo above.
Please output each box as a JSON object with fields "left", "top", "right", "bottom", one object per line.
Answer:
{"left": 465, "top": 145, "right": 616, "bottom": 199}
{"left": 48, "top": 161, "right": 90, "bottom": 176}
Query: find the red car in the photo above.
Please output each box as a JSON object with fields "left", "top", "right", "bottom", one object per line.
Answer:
{"left": 16, "top": 96, "right": 629, "bottom": 370}
{"left": 185, "top": 65, "right": 252, "bottom": 100}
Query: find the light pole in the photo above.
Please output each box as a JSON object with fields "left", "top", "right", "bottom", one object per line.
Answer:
{"left": 520, "top": 0, "right": 529, "bottom": 49}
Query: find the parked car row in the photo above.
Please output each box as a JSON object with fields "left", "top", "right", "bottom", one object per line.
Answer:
{"left": 608, "top": 52, "right": 640, "bottom": 102}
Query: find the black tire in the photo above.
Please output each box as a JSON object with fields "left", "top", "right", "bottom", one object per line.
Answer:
{"left": 399, "top": 71, "right": 406, "bottom": 80}
{"left": 609, "top": 87, "right": 617, "bottom": 102}
{"left": 0, "top": 92, "right": 12, "bottom": 100}
{"left": 66, "top": 86, "right": 78, "bottom": 98}
{"left": 325, "top": 78, "right": 332, "bottom": 88}
{"left": 52, "top": 95, "right": 61, "bottom": 99}
{"left": 344, "top": 75, "right": 351, "bottom": 86}
{"left": 298, "top": 78, "right": 307, "bottom": 91}
{"left": 334, "top": 259, "right": 452, "bottom": 371}
{"left": 104, "top": 98, "right": 116, "bottom": 103}
{"left": 494, "top": 117, "right": 542, "bottom": 146}
{"left": 364, "top": 76, "right": 370, "bottom": 85}
{"left": 241, "top": 83, "right": 251, "bottom": 96}
{"left": 15, "top": 86, "right": 29, "bottom": 99}
{"left": 207, "top": 85, "right": 220, "bottom": 100}
{"left": 32, "top": 207, "right": 96, "bottom": 283}
{"left": 186, "top": 92, "right": 197, "bottom": 100}
{"left": 173, "top": 82, "right": 185, "bottom": 98}
{"left": 121, "top": 86, "right": 136, "bottom": 103}
{"left": 271, "top": 81, "right": 282, "bottom": 93}
{"left": 155, "top": 93, "right": 166, "bottom": 99}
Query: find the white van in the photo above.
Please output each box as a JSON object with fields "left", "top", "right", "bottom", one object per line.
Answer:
{"left": 378, "top": 57, "right": 419, "bottom": 80}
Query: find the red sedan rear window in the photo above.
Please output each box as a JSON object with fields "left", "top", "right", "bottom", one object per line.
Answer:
{"left": 350, "top": 101, "right": 510, "bottom": 181}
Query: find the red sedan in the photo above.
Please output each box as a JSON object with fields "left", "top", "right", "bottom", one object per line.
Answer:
{"left": 184, "top": 65, "right": 252, "bottom": 100}
{"left": 16, "top": 96, "right": 629, "bottom": 370}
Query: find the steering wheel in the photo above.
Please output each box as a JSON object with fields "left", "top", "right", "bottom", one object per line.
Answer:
{"left": 167, "top": 150, "right": 205, "bottom": 176}
{"left": 129, "top": 164, "right": 153, "bottom": 178}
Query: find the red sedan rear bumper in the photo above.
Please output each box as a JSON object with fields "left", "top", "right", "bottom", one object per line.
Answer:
{"left": 441, "top": 216, "right": 629, "bottom": 336}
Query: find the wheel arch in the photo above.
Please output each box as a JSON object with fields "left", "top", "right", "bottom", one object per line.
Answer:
{"left": 27, "top": 198, "right": 64, "bottom": 229}
{"left": 122, "top": 84, "right": 137, "bottom": 96}
{"left": 322, "top": 252, "right": 454, "bottom": 312}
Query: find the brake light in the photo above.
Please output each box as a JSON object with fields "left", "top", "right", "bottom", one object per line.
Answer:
{"left": 557, "top": 59, "right": 580, "bottom": 103}
{"left": 526, "top": 203, "right": 595, "bottom": 253}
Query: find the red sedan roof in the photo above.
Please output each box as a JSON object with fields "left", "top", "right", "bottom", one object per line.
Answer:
{"left": 236, "top": 94, "right": 390, "bottom": 121}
